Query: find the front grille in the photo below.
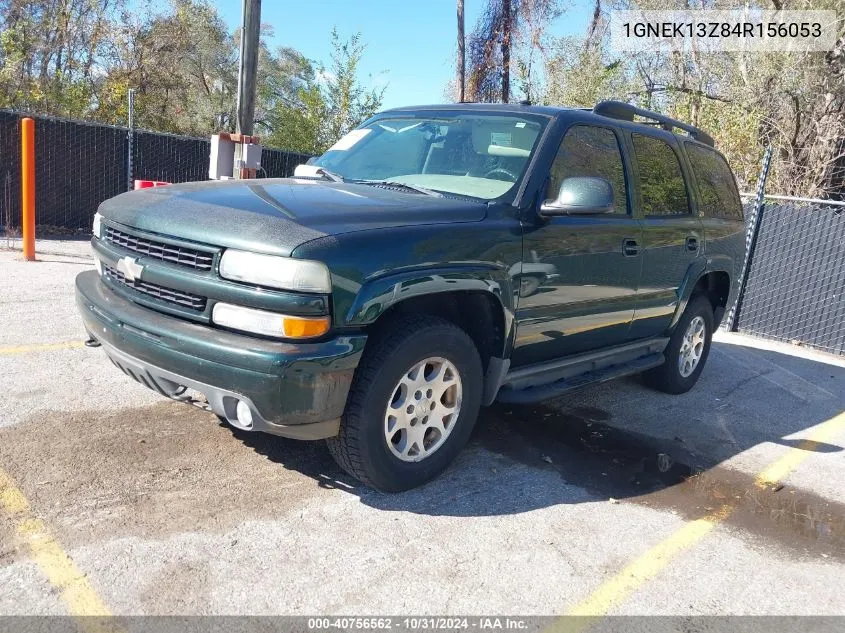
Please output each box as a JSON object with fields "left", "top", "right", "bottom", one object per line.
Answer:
{"left": 103, "top": 264, "right": 207, "bottom": 311}
{"left": 104, "top": 226, "right": 214, "bottom": 271}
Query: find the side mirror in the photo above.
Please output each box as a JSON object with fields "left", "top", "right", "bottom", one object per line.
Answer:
{"left": 540, "top": 176, "right": 614, "bottom": 216}
{"left": 294, "top": 163, "right": 321, "bottom": 177}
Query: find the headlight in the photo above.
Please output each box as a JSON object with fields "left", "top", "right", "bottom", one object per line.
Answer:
{"left": 92, "top": 212, "right": 103, "bottom": 238}
{"left": 212, "top": 303, "right": 330, "bottom": 339}
{"left": 219, "top": 250, "right": 331, "bottom": 293}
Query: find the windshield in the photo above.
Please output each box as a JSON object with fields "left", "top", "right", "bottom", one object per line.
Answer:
{"left": 310, "top": 111, "right": 547, "bottom": 200}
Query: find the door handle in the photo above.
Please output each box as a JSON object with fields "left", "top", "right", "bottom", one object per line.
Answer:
{"left": 622, "top": 238, "right": 639, "bottom": 257}
{"left": 686, "top": 236, "right": 699, "bottom": 252}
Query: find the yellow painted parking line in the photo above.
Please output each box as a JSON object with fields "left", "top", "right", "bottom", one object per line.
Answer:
{"left": 547, "top": 410, "right": 845, "bottom": 632}
{"left": 755, "top": 411, "right": 845, "bottom": 488}
{"left": 0, "top": 341, "right": 85, "bottom": 356}
{"left": 552, "top": 505, "right": 732, "bottom": 633}
{"left": 0, "top": 467, "right": 120, "bottom": 631}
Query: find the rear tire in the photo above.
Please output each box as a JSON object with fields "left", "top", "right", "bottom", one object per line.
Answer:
{"left": 644, "top": 295, "right": 714, "bottom": 395}
{"left": 327, "top": 316, "right": 483, "bottom": 492}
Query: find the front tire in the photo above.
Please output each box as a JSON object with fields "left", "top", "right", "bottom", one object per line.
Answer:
{"left": 644, "top": 295, "right": 714, "bottom": 395}
{"left": 327, "top": 316, "right": 483, "bottom": 492}
{"left": 518, "top": 275, "right": 542, "bottom": 297}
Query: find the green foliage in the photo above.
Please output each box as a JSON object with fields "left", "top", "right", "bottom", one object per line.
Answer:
{"left": 266, "top": 29, "right": 385, "bottom": 155}
{"left": 544, "top": 36, "right": 633, "bottom": 107}
{"left": 0, "top": 1, "right": 383, "bottom": 154}
{"left": 542, "top": 0, "right": 845, "bottom": 197}
{"left": 0, "top": 0, "right": 110, "bottom": 116}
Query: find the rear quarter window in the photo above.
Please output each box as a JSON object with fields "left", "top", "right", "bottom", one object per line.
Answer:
{"left": 685, "top": 143, "right": 743, "bottom": 220}
{"left": 631, "top": 134, "right": 690, "bottom": 216}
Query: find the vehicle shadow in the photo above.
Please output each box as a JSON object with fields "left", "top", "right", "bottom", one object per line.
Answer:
{"left": 231, "top": 339, "right": 845, "bottom": 518}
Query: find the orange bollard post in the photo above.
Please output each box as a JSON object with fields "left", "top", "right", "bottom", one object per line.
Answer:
{"left": 21, "top": 117, "right": 35, "bottom": 261}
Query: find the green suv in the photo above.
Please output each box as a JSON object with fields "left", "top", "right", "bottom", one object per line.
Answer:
{"left": 76, "top": 101, "right": 745, "bottom": 491}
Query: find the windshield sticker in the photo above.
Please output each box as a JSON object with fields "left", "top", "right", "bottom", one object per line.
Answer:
{"left": 378, "top": 122, "right": 423, "bottom": 134}
{"left": 329, "top": 128, "right": 371, "bottom": 151}
{"left": 515, "top": 122, "right": 526, "bottom": 128}
{"left": 490, "top": 132, "right": 512, "bottom": 147}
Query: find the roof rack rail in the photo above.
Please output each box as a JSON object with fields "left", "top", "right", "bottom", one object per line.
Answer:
{"left": 593, "top": 100, "right": 715, "bottom": 147}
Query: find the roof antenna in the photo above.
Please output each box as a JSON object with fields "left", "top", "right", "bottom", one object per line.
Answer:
{"left": 518, "top": 99, "right": 531, "bottom": 106}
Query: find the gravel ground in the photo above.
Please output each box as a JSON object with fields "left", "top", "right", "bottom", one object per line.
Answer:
{"left": 1, "top": 247, "right": 844, "bottom": 618}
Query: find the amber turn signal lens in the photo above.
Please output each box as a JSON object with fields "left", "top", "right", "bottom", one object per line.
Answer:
{"left": 212, "top": 303, "right": 330, "bottom": 339}
{"left": 282, "top": 316, "right": 330, "bottom": 338}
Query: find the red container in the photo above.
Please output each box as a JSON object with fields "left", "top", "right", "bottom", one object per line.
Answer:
{"left": 134, "top": 180, "right": 171, "bottom": 190}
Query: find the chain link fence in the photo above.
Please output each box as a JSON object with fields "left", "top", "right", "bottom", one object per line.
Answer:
{"left": 0, "top": 110, "right": 311, "bottom": 236}
{"left": 261, "top": 147, "right": 313, "bottom": 180}
{"left": 0, "top": 112, "right": 21, "bottom": 236}
{"left": 732, "top": 198, "right": 845, "bottom": 356}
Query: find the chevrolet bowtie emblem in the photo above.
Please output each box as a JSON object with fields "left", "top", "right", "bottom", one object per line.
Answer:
{"left": 116, "top": 256, "right": 144, "bottom": 283}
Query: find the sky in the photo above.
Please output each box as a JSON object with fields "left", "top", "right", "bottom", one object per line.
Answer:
{"left": 213, "top": 0, "right": 595, "bottom": 109}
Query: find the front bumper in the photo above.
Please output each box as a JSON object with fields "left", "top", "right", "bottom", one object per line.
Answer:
{"left": 76, "top": 271, "right": 367, "bottom": 440}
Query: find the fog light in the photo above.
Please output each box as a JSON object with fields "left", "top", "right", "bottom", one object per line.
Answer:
{"left": 235, "top": 400, "right": 254, "bottom": 428}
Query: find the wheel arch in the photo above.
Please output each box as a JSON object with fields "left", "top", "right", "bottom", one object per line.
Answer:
{"left": 674, "top": 262, "right": 733, "bottom": 329}
{"left": 347, "top": 269, "right": 515, "bottom": 404}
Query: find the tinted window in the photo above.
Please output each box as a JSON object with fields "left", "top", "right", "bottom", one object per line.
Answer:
{"left": 548, "top": 125, "right": 628, "bottom": 214}
{"left": 685, "top": 143, "right": 742, "bottom": 219}
{"left": 632, "top": 134, "right": 690, "bottom": 216}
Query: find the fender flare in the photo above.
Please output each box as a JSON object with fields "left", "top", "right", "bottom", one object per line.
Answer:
{"left": 345, "top": 265, "right": 516, "bottom": 359}
{"left": 671, "top": 257, "right": 734, "bottom": 329}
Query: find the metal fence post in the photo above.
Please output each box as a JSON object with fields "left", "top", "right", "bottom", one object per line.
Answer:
{"left": 127, "top": 88, "right": 135, "bottom": 191}
{"left": 725, "top": 144, "right": 773, "bottom": 331}
{"left": 20, "top": 117, "right": 35, "bottom": 260}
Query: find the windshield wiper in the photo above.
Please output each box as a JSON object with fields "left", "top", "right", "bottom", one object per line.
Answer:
{"left": 356, "top": 180, "right": 443, "bottom": 197}
{"left": 293, "top": 163, "right": 346, "bottom": 182}
{"left": 314, "top": 167, "right": 345, "bottom": 183}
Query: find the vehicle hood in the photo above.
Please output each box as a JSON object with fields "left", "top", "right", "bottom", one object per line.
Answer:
{"left": 97, "top": 178, "right": 487, "bottom": 256}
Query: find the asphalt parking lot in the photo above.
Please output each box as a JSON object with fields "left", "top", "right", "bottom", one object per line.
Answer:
{"left": 1, "top": 242, "right": 844, "bottom": 618}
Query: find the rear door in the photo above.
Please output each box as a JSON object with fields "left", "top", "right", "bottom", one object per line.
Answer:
{"left": 512, "top": 124, "right": 642, "bottom": 367}
{"left": 683, "top": 142, "right": 745, "bottom": 285}
{"left": 628, "top": 132, "right": 704, "bottom": 339}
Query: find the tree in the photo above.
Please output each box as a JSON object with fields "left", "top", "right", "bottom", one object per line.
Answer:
{"left": 544, "top": 0, "right": 845, "bottom": 197}
{"left": 0, "top": 0, "right": 118, "bottom": 115}
{"left": 0, "top": 1, "right": 385, "bottom": 156}
{"left": 466, "top": 0, "right": 562, "bottom": 103}
{"left": 266, "top": 29, "right": 385, "bottom": 155}
{"left": 501, "top": 0, "right": 511, "bottom": 102}
{"left": 92, "top": 0, "right": 272, "bottom": 135}
{"left": 457, "top": 0, "right": 465, "bottom": 102}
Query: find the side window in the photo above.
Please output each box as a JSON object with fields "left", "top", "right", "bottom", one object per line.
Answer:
{"left": 548, "top": 125, "right": 628, "bottom": 215}
{"left": 632, "top": 134, "right": 690, "bottom": 216}
{"left": 685, "top": 143, "right": 742, "bottom": 219}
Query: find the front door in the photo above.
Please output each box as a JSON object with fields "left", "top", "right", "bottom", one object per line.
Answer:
{"left": 512, "top": 124, "right": 642, "bottom": 367}
{"left": 628, "top": 133, "right": 704, "bottom": 339}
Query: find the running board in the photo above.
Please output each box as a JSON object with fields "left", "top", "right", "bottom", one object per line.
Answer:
{"left": 496, "top": 352, "right": 665, "bottom": 404}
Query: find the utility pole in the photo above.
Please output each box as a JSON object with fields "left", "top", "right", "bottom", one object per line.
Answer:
{"left": 501, "top": 0, "right": 511, "bottom": 103}
{"left": 127, "top": 88, "right": 135, "bottom": 192}
{"left": 235, "top": 0, "right": 261, "bottom": 135}
{"left": 457, "top": 0, "right": 465, "bottom": 102}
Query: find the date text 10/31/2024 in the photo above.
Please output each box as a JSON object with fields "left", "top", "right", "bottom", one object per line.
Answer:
{"left": 307, "top": 618, "right": 530, "bottom": 630}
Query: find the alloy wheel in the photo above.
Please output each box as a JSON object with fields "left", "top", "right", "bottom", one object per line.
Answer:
{"left": 678, "top": 315, "right": 707, "bottom": 378}
{"left": 383, "top": 357, "right": 463, "bottom": 462}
